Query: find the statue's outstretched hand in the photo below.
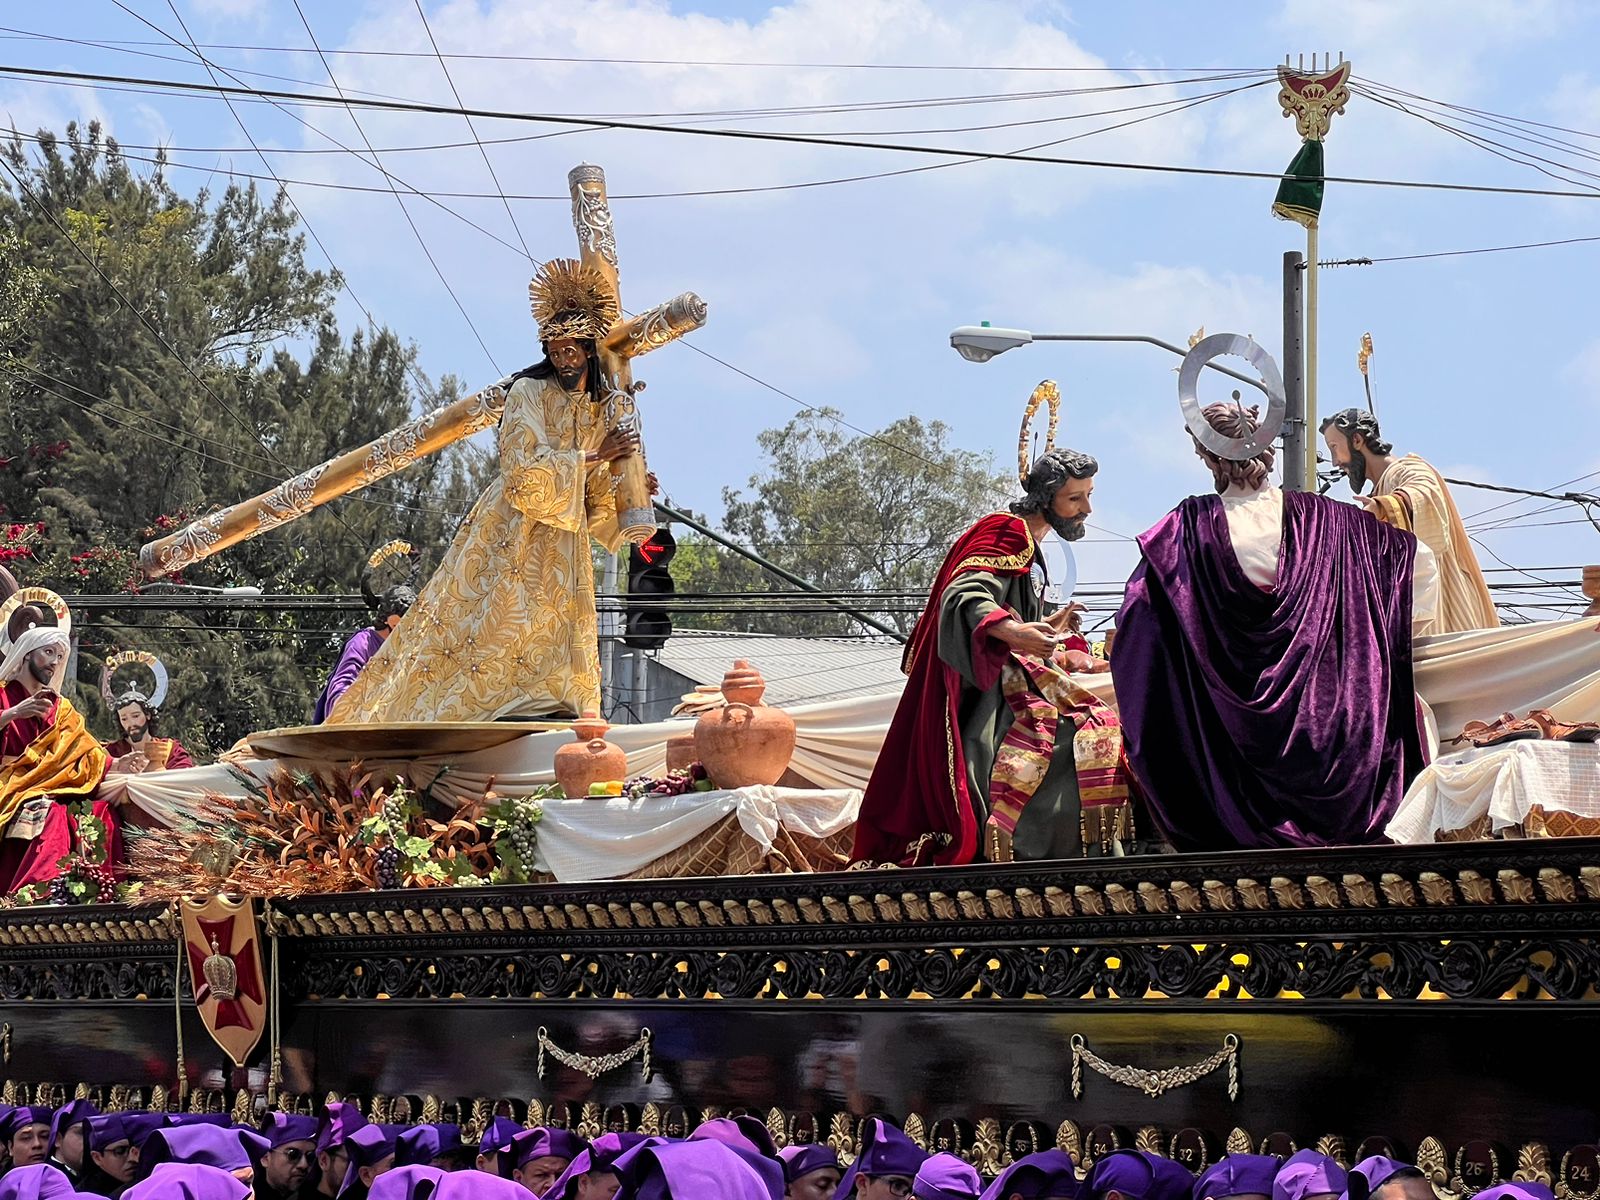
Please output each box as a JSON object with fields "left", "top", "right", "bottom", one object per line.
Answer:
{"left": 996, "top": 618, "right": 1059, "bottom": 659}
{"left": 0, "top": 692, "right": 53, "bottom": 725}
{"left": 1045, "top": 603, "right": 1085, "bottom": 635}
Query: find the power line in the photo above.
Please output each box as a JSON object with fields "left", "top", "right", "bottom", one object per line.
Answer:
{"left": 0, "top": 82, "right": 1260, "bottom": 197}
{"left": 292, "top": 2, "right": 501, "bottom": 377}
{"left": 9, "top": 62, "right": 1600, "bottom": 202}
{"left": 0, "top": 30, "right": 1266, "bottom": 74}
{"left": 0, "top": 361, "right": 468, "bottom": 522}
{"left": 1359, "top": 233, "right": 1600, "bottom": 264}
{"left": 107, "top": 0, "right": 499, "bottom": 477}
{"left": 102, "top": 0, "right": 480, "bottom": 500}
{"left": 411, "top": 0, "right": 530, "bottom": 261}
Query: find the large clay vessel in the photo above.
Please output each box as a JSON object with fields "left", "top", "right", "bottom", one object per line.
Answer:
{"left": 664, "top": 730, "right": 698, "bottom": 772}
{"left": 554, "top": 712, "right": 628, "bottom": 798}
{"left": 694, "top": 661, "right": 796, "bottom": 789}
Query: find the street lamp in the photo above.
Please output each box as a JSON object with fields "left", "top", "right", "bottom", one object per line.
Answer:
{"left": 949, "top": 326, "right": 1268, "bottom": 393}
{"left": 949, "top": 323, "right": 1307, "bottom": 489}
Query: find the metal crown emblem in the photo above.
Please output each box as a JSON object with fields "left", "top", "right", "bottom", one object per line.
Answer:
{"left": 202, "top": 936, "right": 238, "bottom": 1001}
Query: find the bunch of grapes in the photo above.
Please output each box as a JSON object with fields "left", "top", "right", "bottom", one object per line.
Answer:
{"left": 46, "top": 861, "right": 116, "bottom": 905}
{"left": 375, "top": 845, "right": 402, "bottom": 890}
{"left": 382, "top": 792, "right": 411, "bottom": 835}
{"left": 504, "top": 796, "right": 540, "bottom": 860}
{"left": 621, "top": 763, "right": 713, "bottom": 799}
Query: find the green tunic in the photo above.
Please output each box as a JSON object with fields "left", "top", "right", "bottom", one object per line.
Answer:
{"left": 936, "top": 569, "right": 1084, "bottom": 860}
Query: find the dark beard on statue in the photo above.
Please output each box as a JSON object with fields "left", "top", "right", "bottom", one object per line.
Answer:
{"left": 1345, "top": 449, "right": 1370, "bottom": 493}
{"left": 554, "top": 363, "right": 587, "bottom": 390}
{"left": 26, "top": 656, "right": 53, "bottom": 687}
{"left": 1046, "top": 510, "right": 1088, "bottom": 542}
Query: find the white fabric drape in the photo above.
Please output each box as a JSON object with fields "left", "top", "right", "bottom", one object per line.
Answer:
{"left": 118, "top": 616, "right": 1598, "bottom": 856}
{"left": 527, "top": 786, "right": 860, "bottom": 880}
{"left": 1386, "top": 740, "right": 1600, "bottom": 844}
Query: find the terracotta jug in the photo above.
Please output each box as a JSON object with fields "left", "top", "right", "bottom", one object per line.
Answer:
{"left": 694, "top": 661, "right": 796, "bottom": 789}
{"left": 554, "top": 712, "right": 628, "bottom": 798}
{"left": 664, "top": 729, "right": 698, "bottom": 772}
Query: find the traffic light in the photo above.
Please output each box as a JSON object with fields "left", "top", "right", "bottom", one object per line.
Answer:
{"left": 625, "top": 526, "right": 675, "bottom": 651}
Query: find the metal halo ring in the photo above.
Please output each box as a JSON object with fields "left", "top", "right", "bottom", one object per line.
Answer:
{"left": 1017, "top": 379, "right": 1061, "bottom": 487}
{"left": 0, "top": 586, "right": 71, "bottom": 652}
{"left": 1178, "top": 334, "right": 1286, "bottom": 460}
{"left": 100, "top": 649, "right": 169, "bottom": 710}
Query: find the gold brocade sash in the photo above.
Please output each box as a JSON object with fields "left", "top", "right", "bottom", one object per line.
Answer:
{"left": 0, "top": 699, "right": 108, "bottom": 834}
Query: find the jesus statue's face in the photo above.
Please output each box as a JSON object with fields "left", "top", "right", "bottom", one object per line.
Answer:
{"left": 547, "top": 338, "right": 588, "bottom": 391}
{"left": 117, "top": 702, "right": 150, "bottom": 741}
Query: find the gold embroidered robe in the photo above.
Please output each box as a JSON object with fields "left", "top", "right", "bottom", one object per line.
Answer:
{"left": 328, "top": 376, "right": 624, "bottom": 723}
{"left": 1370, "top": 454, "right": 1498, "bottom": 634}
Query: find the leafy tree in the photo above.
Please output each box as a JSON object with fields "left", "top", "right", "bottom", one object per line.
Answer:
{"left": 0, "top": 123, "right": 493, "bottom": 754}
{"left": 672, "top": 409, "right": 1010, "bottom": 635}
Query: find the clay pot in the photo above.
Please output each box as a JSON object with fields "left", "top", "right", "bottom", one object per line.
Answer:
{"left": 664, "top": 730, "right": 698, "bottom": 772}
{"left": 554, "top": 712, "right": 628, "bottom": 798}
{"left": 694, "top": 660, "right": 796, "bottom": 789}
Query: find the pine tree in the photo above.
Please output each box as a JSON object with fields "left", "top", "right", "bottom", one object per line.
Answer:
{"left": 0, "top": 123, "right": 493, "bottom": 754}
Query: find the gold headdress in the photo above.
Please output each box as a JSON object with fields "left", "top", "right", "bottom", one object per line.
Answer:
{"left": 528, "top": 258, "right": 620, "bottom": 343}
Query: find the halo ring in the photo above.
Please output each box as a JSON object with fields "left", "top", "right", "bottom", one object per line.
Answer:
{"left": 1178, "top": 334, "right": 1286, "bottom": 460}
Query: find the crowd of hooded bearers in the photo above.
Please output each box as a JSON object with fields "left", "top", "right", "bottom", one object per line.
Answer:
{"left": 0, "top": 1103, "right": 1552, "bottom": 1200}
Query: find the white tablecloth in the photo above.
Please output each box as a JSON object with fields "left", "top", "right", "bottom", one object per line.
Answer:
{"left": 1386, "top": 739, "right": 1600, "bottom": 843}
{"left": 528, "top": 785, "right": 860, "bottom": 880}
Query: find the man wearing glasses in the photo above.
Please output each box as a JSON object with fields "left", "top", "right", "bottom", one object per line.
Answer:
{"left": 832, "top": 1119, "right": 928, "bottom": 1200}
{"left": 253, "top": 1113, "right": 321, "bottom": 1200}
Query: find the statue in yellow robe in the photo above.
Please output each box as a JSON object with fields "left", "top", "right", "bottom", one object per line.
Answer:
{"left": 1321, "top": 408, "right": 1498, "bottom": 634}
{"left": 329, "top": 261, "right": 640, "bottom": 723}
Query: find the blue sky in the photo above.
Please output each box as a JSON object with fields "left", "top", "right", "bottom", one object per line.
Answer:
{"left": 4, "top": 0, "right": 1598, "bottom": 623}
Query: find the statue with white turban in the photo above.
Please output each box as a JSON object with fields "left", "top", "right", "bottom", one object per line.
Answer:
{"left": 0, "top": 588, "right": 115, "bottom": 895}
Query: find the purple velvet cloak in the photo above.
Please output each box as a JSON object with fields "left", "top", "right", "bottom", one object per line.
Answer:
{"left": 1112, "top": 491, "right": 1423, "bottom": 850}
{"left": 314, "top": 628, "right": 385, "bottom": 724}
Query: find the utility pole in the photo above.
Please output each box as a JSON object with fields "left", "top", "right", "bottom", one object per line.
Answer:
{"left": 1281, "top": 250, "right": 1307, "bottom": 490}
{"left": 1273, "top": 54, "right": 1352, "bottom": 488}
{"left": 599, "top": 550, "right": 619, "bottom": 714}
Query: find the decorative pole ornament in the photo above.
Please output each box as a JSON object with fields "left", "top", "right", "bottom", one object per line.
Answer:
{"left": 1178, "top": 334, "right": 1287, "bottom": 459}
{"left": 1272, "top": 53, "right": 1353, "bottom": 488}
{"left": 138, "top": 162, "right": 707, "bottom": 577}
{"left": 1016, "top": 380, "right": 1061, "bottom": 486}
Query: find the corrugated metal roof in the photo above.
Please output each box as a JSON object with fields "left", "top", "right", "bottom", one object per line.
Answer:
{"left": 652, "top": 631, "right": 906, "bottom": 707}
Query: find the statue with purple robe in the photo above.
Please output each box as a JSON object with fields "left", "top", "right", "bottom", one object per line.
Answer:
{"left": 313, "top": 584, "right": 415, "bottom": 725}
{"left": 1112, "top": 400, "right": 1431, "bottom": 850}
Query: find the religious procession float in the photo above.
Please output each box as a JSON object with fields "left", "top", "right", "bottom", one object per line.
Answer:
{"left": 2, "top": 63, "right": 1600, "bottom": 1200}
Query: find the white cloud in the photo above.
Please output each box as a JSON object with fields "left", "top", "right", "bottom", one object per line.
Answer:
{"left": 188, "top": 0, "right": 269, "bottom": 18}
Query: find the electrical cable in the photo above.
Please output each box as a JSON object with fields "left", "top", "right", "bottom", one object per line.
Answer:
{"left": 291, "top": 1, "right": 501, "bottom": 376}
{"left": 411, "top": 0, "right": 531, "bottom": 261}
{"left": 8, "top": 63, "right": 1600, "bottom": 201}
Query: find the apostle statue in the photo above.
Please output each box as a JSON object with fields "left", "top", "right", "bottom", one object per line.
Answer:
{"left": 851, "top": 418, "right": 1136, "bottom": 867}
{"left": 0, "top": 591, "right": 120, "bottom": 894}
{"left": 1113, "top": 399, "right": 1437, "bottom": 851}
{"left": 1320, "top": 407, "right": 1498, "bottom": 633}
{"left": 100, "top": 652, "right": 195, "bottom": 773}
{"left": 313, "top": 542, "right": 420, "bottom": 724}
{"left": 327, "top": 261, "right": 644, "bottom": 724}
